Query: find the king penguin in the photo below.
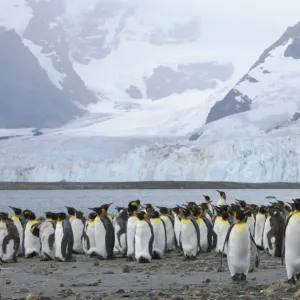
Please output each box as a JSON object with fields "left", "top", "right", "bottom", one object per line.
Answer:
{"left": 71, "top": 210, "right": 85, "bottom": 254}
{"left": 126, "top": 200, "right": 140, "bottom": 261}
{"left": 157, "top": 206, "right": 175, "bottom": 252}
{"left": 150, "top": 211, "right": 166, "bottom": 259}
{"left": 31, "top": 212, "right": 57, "bottom": 261}
{"left": 90, "top": 203, "right": 115, "bottom": 260}
{"left": 216, "top": 190, "right": 227, "bottom": 206}
{"left": 8, "top": 206, "right": 24, "bottom": 256}
{"left": 65, "top": 206, "right": 76, "bottom": 224}
{"left": 222, "top": 210, "right": 259, "bottom": 281}
{"left": 55, "top": 212, "right": 74, "bottom": 262}
{"left": 134, "top": 211, "right": 154, "bottom": 263}
{"left": 82, "top": 212, "right": 97, "bottom": 256}
{"left": 283, "top": 199, "right": 300, "bottom": 284}
{"left": 172, "top": 206, "right": 183, "bottom": 249}
{"left": 0, "top": 212, "right": 19, "bottom": 263}
{"left": 216, "top": 210, "right": 231, "bottom": 254}
{"left": 24, "top": 211, "right": 40, "bottom": 258}
{"left": 254, "top": 205, "right": 267, "bottom": 250}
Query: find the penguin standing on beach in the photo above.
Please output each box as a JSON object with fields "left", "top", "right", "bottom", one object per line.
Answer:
{"left": 172, "top": 207, "right": 183, "bottom": 249}
{"left": 31, "top": 212, "right": 57, "bottom": 261}
{"left": 71, "top": 210, "right": 85, "bottom": 254}
{"left": 134, "top": 211, "right": 154, "bottom": 263}
{"left": 82, "top": 212, "right": 97, "bottom": 256}
{"left": 9, "top": 206, "right": 24, "bottom": 256}
{"left": 150, "top": 211, "right": 166, "bottom": 259}
{"left": 0, "top": 212, "right": 19, "bottom": 263}
{"left": 113, "top": 207, "right": 128, "bottom": 256}
{"left": 222, "top": 210, "right": 259, "bottom": 281}
{"left": 126, "top": 200, "right": 140, "bottom": 260}
{"left": 66, "top": 206, "right": 76, "bottom": 224}
{"left": 254, "top": 205, "right": 267, "bottom": 249}
{"left": 55, "top": 212, "right": 74, "bottom": 262}
{"left": 157, "top": 206, "right": 175, "bottom": 252}
{"left": 90, "top": 204, "right": 115, "bottom": 260}
{"left": 283, "top": 199, "right": 300, "bottom": 284}
{"left": 24, "top": 211, "right": 40, "bottom": 258}
{"left": 216, "top": 210, "right": 231, "bottom": 254}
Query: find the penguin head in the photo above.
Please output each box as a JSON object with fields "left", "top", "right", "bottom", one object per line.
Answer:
{"left": 88, "top": 212, "right": 97, "bottom": 220}
{"left": 100, "top": 203, "right": 112, "bottom": 214}
{"left": 30, "top": 223, "right": 40, "bottom": 237}
{"left": 235, "top": 199, "right": 247, "bottom": 209}
{"left": 0, "top": 212, "right": 9, "bottom": 221}
{"left": 128, "top": 200, "right": 140, "bottom": 213}
{"left": 22, "top": 209, "right": 33, "bottom": 220}
{"left": 44, "top": 212, "right": 58, "bottom": 220}
{"left": 235, "top": 210, "right": 247, "bottom": 221}
{"left": 136, "top": 211, "right": 147, "bottom": 220}
{"left": 203, "top": 195, "right": 211, "bottom": 203}
{"left": 57, "top": 212, "right": 67, "bottom": 220}
{"left": 115, "top": 206, "right": 125, "bottom": 213}
{"left": 181, "top": 208, "right": 191, "bottom": 218}
{"left": 258, "top": 206, "right": 267, "bottom": 214}
{"left": 9, "top": 206, "right": 22, "bottom": 216}
{"left": 292, "top": 199, "right": 300, "bottom": 210}
{"left": 186, "top": 201, "right": 197, "bottom": 208}
{"left": 171, "top": 207, "right": 181, "bottom": 215}
{"left": 216, "top": 190, "right": 226, "bottom": 199}
{"left": 221, "top": 211, "right": 230, "bottom": 220}
{"left": 144, "top": 204, "right": 153, "bottom": 212}
{"left": 151, "top": 211, "right": 160, "bottom": 219}
{"left": 156, "top": 206, "right": 168, "bottom": 215}
{"left": 27, "top": 212, "right": 36, "bottom": 221}
{"left": 75, "top": 210, "right": 84, "bottom": 219}
{"left": 65, "top": 206, "right": 76, "bottom": 216}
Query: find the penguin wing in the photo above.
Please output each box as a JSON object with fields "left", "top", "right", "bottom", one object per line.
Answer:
{"left": 220, "top": 223, "right": 236, "bottom": 269}
{"left": 160, "top": 218, "right": 167, "bottom": 252}
{"left": 189, "top": 218, "right": 201, "bottom": 252}
{"left": 202, "top": 216, "right": 217, "bottom": 250}
{"left": 167, "top": 214, "right": 175, "bottom": 227}
{"left": 249, "top": 229, "right": 260, "bottom": 268}
{"left": 116, "top": 215, "right": 127, "bottom": 248}
{"left": 282, "top": 212, "right": 294, "bottom": 265}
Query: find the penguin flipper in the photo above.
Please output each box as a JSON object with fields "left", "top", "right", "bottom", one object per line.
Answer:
{"left": 189, "top": 218, "right": 201, "bottom": 253}
{"left": 281, "top": 212, "right": 294, "bottom": 265}
{"left": 249, "top": 229, "right": 260, "bottom": 268}
{"left": 221, "top": 223, "right": 235, "bottom": 270}
{"left": 160, "top": 218, "right": 167, "bottom": 252}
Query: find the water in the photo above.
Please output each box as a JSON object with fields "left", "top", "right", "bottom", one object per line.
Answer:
{"left": 0, "top": 189, "right": 299, "bottom": 216}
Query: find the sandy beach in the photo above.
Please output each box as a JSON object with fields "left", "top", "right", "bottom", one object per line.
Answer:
{"left": 0, "top": 250, "right": 298, "bottom": 300}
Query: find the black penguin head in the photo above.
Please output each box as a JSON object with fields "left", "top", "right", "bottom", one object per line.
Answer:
{"left": 192, "top": 207, "right": 200, "bottom": 217}
{"left": 181, "top": 207, "right": 190, "bottom": 218}
{"left": 44, "top": 212, "right": 58, "bottom": 220}
{"left": 27, "top": 212, "right": 36, "bottom": 220}
{"left": 136, "top": 211, "right": 147, "bottom": 220}
{"left": 221, "top": 211, "right": 230, "bottom": 220}
{"left": 259, "top": 206, "right": 267, "bottom": 214}
{"left": 156, "top": 206, "right": 168, "bottom": 215}
{"left": 9, "top": 206, "right": 22, "bottom": 216}
{"left": 75, "top": 210, "right": 84, "bottom": 219}
{"left": 151, "top": 211, "right": 160, "bottom": 219}
{"left": 186, "top": 202, "right": 197, "bottom": 208}
{"left": 30, "top": 223, "right": 40, "bottom": 237}
{"left": 115, "top": 206, "right": 125, "bottom": 213}
{"left": 128, "top": 200, "right": 140, "bottom": 213}
{"left": 57, "top": 212, "right": 67, "bottom": 220}
{"left": 216, "top": 190, "right": 226, "bottom": 199}
{"left": 203, "top": 195, "right": 211, "bottom": 203}
{"left": 235, "top": 199, "right": 247, "bottom": 209}
{"left": 288, "top": 202, "right": 295, "bottom": 211}
{"left": 88, "top": 212, "right": 97, "bottom": 220}
{"left": 22, "top": 209, "right": 33, "bottom": 220}
{"left": 144, "top": 204, "right": 153, "bottom": 212}
{"left": 293, "top": 199, "right": 300, "bottom": 210}
{"left": 0, "top": 212, "right": 9, "bottom": 220}
{"left": 65, "top": 206, "right": 76, "bottom": 216}
{"left": 235, "top": 210, "right": 247, "bottom": 221}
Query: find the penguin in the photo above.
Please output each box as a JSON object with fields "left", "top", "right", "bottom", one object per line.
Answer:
{"left": 203, "top": 195, "right": 215, "bottom": 217}
{"left": 246, "top": 210, "right": 255, "bottom": 238}
{"left": 31, "top": 212, "right": 57, "bottom": 261}
{"left": 144, "top": 204, "right": 155, "bottom": 218}
{"left": 216, "top": 190, "right": 227, "bottom": 206}
{"left": 254, "top": 205, "right": 267, "bottom": 250}
{"left": 55, "top": 212, "right": 74, "bottom": 262}
{"left": 65, "top": 206, "right": 76, "bottom": 224}
{"left": 216, "top": 210, "right": 231, "bottom": 254}
{"left": 0, "top": 212, "right": 19, "bottom": 263}
{"left": 113, "top": 207, "right": 128, "bottom": 256}
{"left": 213, "top": 206, "right": 226, "bottom": 252}
{"left": 71, "top": 210, "right": 85, "bottom": 254}
{"left": 8, "top": 206, "right": 24, "bottom": 256}
{"left": 277, "top": 200, "right": 289, "bottom": 219}
{"left": 89, "top": 203, "right": 115, "bottom": 260}
{"left": 262, "top": 208, "right": 272, "bottom": 254}
{"left": 200, "top": 202, "right": 213, "bottom": 222}
{"left": 126, "top": 200, "right": 140, "bottom": 261}
{"left": 180, "top": 208, "right": 200, "bottom": 260}
{"left": 157, "top": 206, "right": 175, "bottom": 252}
{"left": 82, "top": 212, "right": 97, "bottom": 256}
{"left": 192, "top": 207, "right": 209, "bottom": 252}
{"left": 172, "top": 206, "right": 183, "bottom": 249}
{"left": 150, "top": 211, "right": 166, "bottom": 259}
{"left": 222, "top": 210, "right": 259, "bottom": 281}
{"left": 282, "top": 198, "right": 300, "bottom": 284}
{"left": 24, "top": 211, "right": 40, "bottom": 258}
{"left": 267, "top": 208, "right": 285, "bottom": 257}
{"left": 134, "top": 211, "right": 154, "bottom": 263}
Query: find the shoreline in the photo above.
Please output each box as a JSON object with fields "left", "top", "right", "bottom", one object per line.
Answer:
{"left": 1, "top": 181, "right": 300, "bottom": 190}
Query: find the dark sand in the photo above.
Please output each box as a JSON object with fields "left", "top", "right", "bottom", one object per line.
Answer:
{"left": 0, "top": 250, "right": 298, "bottom": 300}
{"left": 1, "top": 181, "right": 300, "bottom": 190}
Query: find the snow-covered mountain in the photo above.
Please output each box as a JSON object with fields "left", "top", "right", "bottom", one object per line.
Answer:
{"left": 1, "top": 1, "right": 300, "bottom": 181}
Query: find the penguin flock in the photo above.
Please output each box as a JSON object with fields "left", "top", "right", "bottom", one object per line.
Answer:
{"left": 1, "top": 191, "right": 300, "bottom": 284}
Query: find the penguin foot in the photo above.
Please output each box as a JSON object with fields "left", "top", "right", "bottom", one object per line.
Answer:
{"left": 64, "top": 257, "right": 76, "bottom": 262}
{"left": 12, "top": 256, "right": 18, "bottom": 263}
{"left": 40, "top": 257, "right": 51, "bottom": 262}
{"left": 107, "top": 254, "right": 117, "bottom": 260}
{"left": 54, "top": 257, "right": 63, "bottom": 262}
{"left": 231, "top": 274, "right": 240, "bottom": 282}
{"left": 190, "top": 255, "right": 197, "bottom": 260}
{"left": 240, "top": 274, "right": 247, "bottom": 281}
{"left": 152, "top": 252, "right": 162, "bottom": 259}
{"left": 138, "top": 257, "right": 150, "bottom": 263}
{"left": 18, "top": 253, "right": 24, "bottom": 257}
{"left": 288, "top": 277, "right": 296, "bottom": 285}
{"left": 126, "top": 256, "right": 134, "bottom": 262}
{"left": 248, "top": 268, "right": 254, "bottom": 273}
{"left": 183, "top": 256, "right": 190, "bottom": 261}
{"left": 26, "top": 252, "right": 37, "bottom": 259}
